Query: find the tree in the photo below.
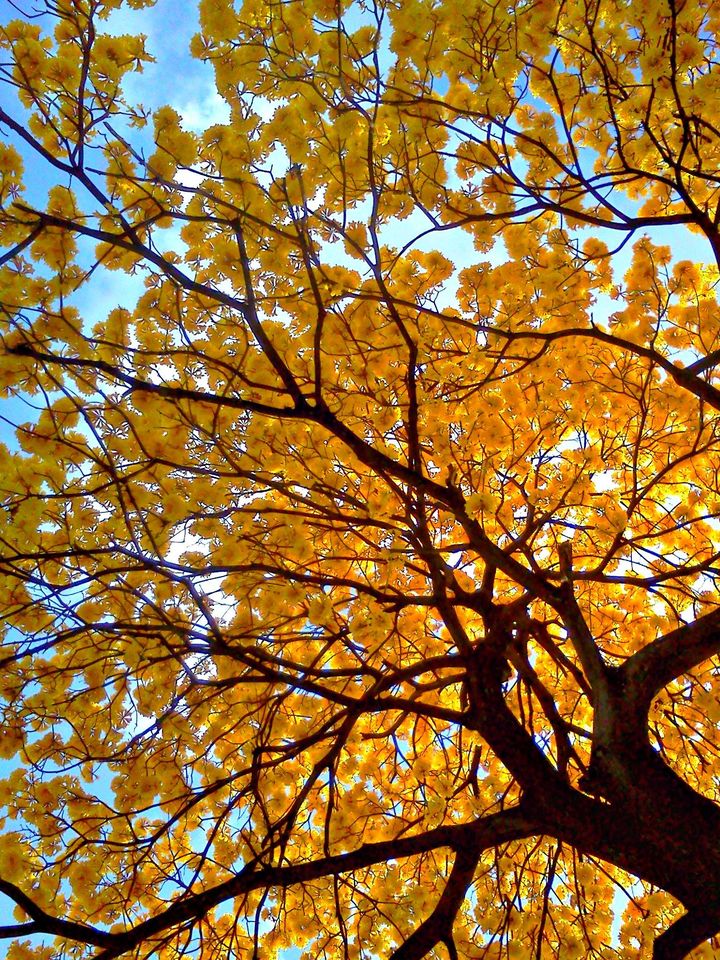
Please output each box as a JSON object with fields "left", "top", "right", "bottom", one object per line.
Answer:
{"left": 2, "top": 0, "right": 720, "bottom": 957}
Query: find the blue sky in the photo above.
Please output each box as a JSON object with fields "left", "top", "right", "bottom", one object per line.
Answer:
{"left": 0, "top": 0, "right": 227, "bottom": 447}
{"left": 103, "top": 0, "right": 229, "bottom": 128}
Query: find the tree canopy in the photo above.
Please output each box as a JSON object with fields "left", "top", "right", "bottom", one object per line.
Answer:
{"left": 2, "top": 0, "right": 720, "bottom": 957}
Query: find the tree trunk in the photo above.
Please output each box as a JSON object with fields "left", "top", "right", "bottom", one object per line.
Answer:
{"left": 555, "top": 667, "right": 720, "bottom": 959}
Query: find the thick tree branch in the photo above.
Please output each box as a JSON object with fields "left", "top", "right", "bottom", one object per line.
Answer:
{"left": 653, "top": 908, "right": 720, "bottom": 960}
{"left": 389, "top": 836, "right": 482, "bottom": 960}
{"left": 620, "top": 608, "right": 720, "bottom": 711}
{"left": 6, "top": 344, "right": 306, "bottom": 419}
{"left": 464, "top": 650, "right": 566, "bottom": 796}
{"left": 477, "top": 323, "right": 720, "bottom": 411}
{"left": 0, "top": 879, "right": 112, "bottom": 948}
{"left": 557, "top": 542, "right": 608, "bottom": 700}
{"left": 93, "top": 807, "right": 537, "bottom": 959}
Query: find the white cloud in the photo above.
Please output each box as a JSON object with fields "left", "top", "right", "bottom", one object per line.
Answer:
{"left": 174, "top": 87, "right": 230, "bottom": 132}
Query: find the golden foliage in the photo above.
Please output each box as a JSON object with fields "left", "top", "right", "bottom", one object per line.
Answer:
{"left": 1, "top": 1, "right": 720, "bottom": 958}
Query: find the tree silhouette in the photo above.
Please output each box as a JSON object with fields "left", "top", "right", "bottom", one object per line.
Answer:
{"left": 2, "top": 1, "right": 720, "bottom": 958}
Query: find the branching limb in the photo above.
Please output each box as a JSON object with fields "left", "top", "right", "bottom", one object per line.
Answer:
{"left": 92, "top": 807, "right": 538, "bottom": 959}
{"left": 476, "top": 323, "right": 720, "bottom": 412}
{"left": 6, "top": 344, "right": 304, "bottom": 419}
{"left": 620, "top": 608, "right": 720, "bottom": 713}
{"left": 557, "top": 543, "right": 608, "bottom": 701}
{"left": 0, "top": 879, "right": 112, "bottom": 948}
{"left": 653, "top": 908, "right": 720, "bottom": 960}
{"left": 388, "top": 837, "right": 482, "bottom": 960}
